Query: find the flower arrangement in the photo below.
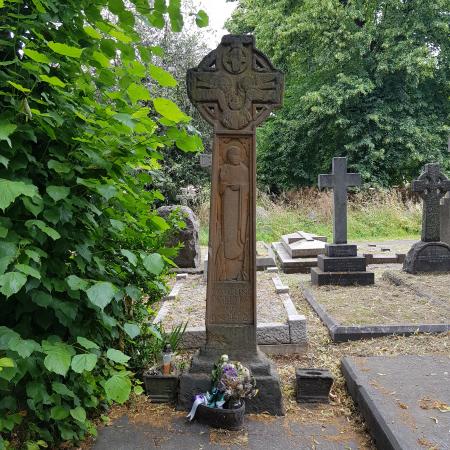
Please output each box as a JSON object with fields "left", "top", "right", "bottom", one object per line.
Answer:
{"left": 187, "top": 355, "right": 258, "bottom": 421}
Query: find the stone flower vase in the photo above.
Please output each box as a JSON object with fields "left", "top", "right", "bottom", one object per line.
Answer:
{"left": 195, "top": 401, "right": 245, "bottom": 430}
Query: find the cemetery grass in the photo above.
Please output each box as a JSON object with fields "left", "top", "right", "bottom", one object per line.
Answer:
{"left": 196, "top": 188, "right": 421, "bottom": 245}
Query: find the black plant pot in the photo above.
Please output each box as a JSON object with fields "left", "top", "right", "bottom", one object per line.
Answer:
{"left": 143, "top": 374, "right": 178, "bottom": 403}
{"left": 195, "top": 402, "right": 245, "bottom": 430}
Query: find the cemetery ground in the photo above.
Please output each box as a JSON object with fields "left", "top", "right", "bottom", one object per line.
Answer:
{"left": 85, "top": 258, "right": 449, "bottom": 450}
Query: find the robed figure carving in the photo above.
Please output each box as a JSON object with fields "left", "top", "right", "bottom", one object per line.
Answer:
{"left": 216, "top": 144, "right": 249, "bottom": 280}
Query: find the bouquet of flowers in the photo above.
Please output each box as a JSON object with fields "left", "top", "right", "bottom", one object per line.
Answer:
{"left": 187, "top": 355, "right": 258, "bottom": 420}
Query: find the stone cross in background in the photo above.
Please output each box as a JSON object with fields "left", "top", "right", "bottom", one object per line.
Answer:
{"left": 176, "top": 185, "right": 197, "bottom": 206}
{"left": 412, "top": 163, "right": 450, "bottom": 242}
{"left": 404, "top": 163, "right": 450, "bottom": 273}
{"left": 179, "top": 34, "right": 284, "bottom": 415}
{"left": 318, "top": 157, "right": 361, "bottom": 244}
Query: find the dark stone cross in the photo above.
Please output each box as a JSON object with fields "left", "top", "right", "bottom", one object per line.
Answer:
{"left": 319, "top": 157, "right": 361, "bottom": 244}
{"left": 179, "top": 35, "right": 284, "bottom": 415}
{"left": 412, "top": 163, "right": 450, "bottom": 242}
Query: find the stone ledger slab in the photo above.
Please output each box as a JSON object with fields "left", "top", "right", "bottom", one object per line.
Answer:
{"left": 272, "top": 242, "right": 317, "bottom": 274}
{"left": 342, "top": 355, "right": 450, "bottom": 450}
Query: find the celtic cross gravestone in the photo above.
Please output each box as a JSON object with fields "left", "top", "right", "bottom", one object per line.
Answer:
{"left": 179, "top": 35, "right": 284, "bottom": 415}
{"left": 404, "top": 163, "right": 450, "bottom": 273}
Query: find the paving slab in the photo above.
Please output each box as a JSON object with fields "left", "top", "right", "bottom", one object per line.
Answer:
{"left": 92, "top": 411, "right": 366, "bottom": 450}
{"left": 342, "top": 355, "right": 450, "bottom": 450}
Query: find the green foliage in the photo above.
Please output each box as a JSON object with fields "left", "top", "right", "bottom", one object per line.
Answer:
{"left": 0, "top": 0, "right": 205, "bottom": 447}
{"left": 228, "top": 0, "right": 450, "bottom": 191}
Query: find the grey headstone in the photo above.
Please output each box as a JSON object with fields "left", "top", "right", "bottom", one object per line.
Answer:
{"left": 440, "top": 193, "right": 450, "bottom": 246}
{"left": 157, "top": 205, "right": 201, "bottom": 268}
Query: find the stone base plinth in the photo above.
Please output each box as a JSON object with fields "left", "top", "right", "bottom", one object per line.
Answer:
{"left": 178, "top": 348, "right": 284, "bottom": 416}
{"left": 311, "top": 267, "right": 374, "bottom": 286}
{"left": 317, "top": 255, "right": 366, "bottom": 272}
{"left": 403, "top": 241, "right": 450, "bottom": 273}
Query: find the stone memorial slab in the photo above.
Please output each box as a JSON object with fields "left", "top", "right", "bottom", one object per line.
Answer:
{"left": 311, "top": 157, "right": 374, "bottom": 286}
{"left": 342, "top": 355, "right": 450, "bottom": 450}
{"left": 404, "top": 163, "right": 450, "bottom": 273}
{"left": 179, "top": 34, "right": 285, "bottom": 415}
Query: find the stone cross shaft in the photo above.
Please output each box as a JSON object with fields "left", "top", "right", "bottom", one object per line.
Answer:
{"left": 412, "top": 163, "right": 450, "bottom": 242}
{"left": 318, "top": 157, "right": 361, "bottom": 245}
{"left": 187, "top": 35, "right": 283, "bottom": 353}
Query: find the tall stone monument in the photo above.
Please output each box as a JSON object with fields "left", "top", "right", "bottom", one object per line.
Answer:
{"left": 311, "top": 157, "right": 374, "bottom": 285}
{"left": 178, "top": 35, "right": 284, "bottom": 415}
{"left": 404, "top": 163, "right": 450, "bottom": 273}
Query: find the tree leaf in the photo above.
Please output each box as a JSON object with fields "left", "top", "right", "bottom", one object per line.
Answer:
{"left": 15, "top": 264, "right": 41, "bottom": 280}
{"left": 52, "top": 382, "right": 75, "bottom": 398}
{"left": 42, "top": 340, "right": 75, "bottom": 376}
{"left": 0, "top": 357, "right": 15, "bottom": 369}
{"left": 86, "top": 282, "right": 116, "bottom": 309}
{"left": 83, "top": 26, "right": 102, "bottom": 39}
{"left": 7, "top": 81, "right": 31, "bottom": 93}
{"left": 76, "top": 336, "right": 99, "bottom": 350}
{"left": 0, "top": 121, "right": 17, "bottom": 148}
{"left": 104, "top": 373, "right": 131, "bottom": 404}
{"left": 195, "top": 10, "right": 209, "bottom": 27}
{"left": 9, "top": 337, "right": 40, "bottom": 358}
{"left": 149, "top": 65, "right": 177, "bottom": 87}
{"left": 142, "top": 253, "right": 164, "bottom": 275}
{"left": 123, "top": 323, "right": 140, "bottom": 338}
{"left": 24, "top": 48, "right": 51, "bottom": 64}
{"left": 70, "top": 353, "right": 98, "bottom": 373}
{"left": 47, "top": 41, "right": 83, "bottom": 58}
{"left": 70, "top": 406, "right": 86, "bottom": 423}
{"left": 153, "top": 98, "right": 189, "bottom": 123}
{"left": 66, "top": 275, "right": 88, "bottom": 291}
{"left": 39, "top": 75, "right": 66, "bottom": 88}
{"left": 106, "top": 348, "right": 130, "bottom": 364}
{"left": 0, "top": 179, "right": 38, "bottom": 210}
{"left": 92, "top": 50, "right": 111, "bottom": 68}
{"left": 25, "top": 220, "right": 61, "bottom": 240}
{"left": 50, "top": 406, "right": 69, "bottom": 420}
{"left": 127, "top": 82, "right": 151, "bottom": 104}
{"left": 120, "top": 250, "right": 137, "bottom": 266}
{"left": 46, "top": 186, "right": 70, "bottom": 202}
{"left": 48, "top": 159, "right": 71, "bottom": 173}
{"left": 0, "top": 272, "right": 27, "bottom": 298}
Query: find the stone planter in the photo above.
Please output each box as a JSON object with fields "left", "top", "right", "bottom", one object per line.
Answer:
{"left": 143, "top": 374, "right": 178, "bottom": 403}
{"left": 195, "top": 402, "right": 245, "bottom": 430}
{"left": 296, "top": 368, "right": 333, "bottom": 403}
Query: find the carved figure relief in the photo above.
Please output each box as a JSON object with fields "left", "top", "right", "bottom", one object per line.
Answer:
{"left": 215, "top": 140, "right": 249, "bottom": 281}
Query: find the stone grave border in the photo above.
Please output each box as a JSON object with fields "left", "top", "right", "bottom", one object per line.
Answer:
{"left": 153, "top": 272, "right": 308, "bottom": 354}
{"left": 301, "top": 286, "right": 449, "bottom": 343}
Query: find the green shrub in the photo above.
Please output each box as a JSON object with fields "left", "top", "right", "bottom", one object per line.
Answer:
{"left": 0, "top": 0, "right": 206, "bottom": 448}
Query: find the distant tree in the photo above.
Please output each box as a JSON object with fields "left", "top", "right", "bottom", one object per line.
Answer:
{"left": 227, "top": 0, "right": 450, "bottom": 191}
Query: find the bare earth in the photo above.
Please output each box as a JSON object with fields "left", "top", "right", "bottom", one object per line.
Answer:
{"left": 163, "top": 272, "right": 288, "bottom": 329}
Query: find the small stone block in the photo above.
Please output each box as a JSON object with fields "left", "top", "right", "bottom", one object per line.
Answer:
{"left": 364, "top": 253, "right": 374, "bottom": 264}
{"left": 311, "top": 267, "right": 374, "bottom": 286}
{"left": 368, "top": 244, "right": 377, "bottom": 247}
{"left": 317, "top": 255, "right": 366, "bottom": 272}
{"left": 266, "top": 266, "right": 278, "bottom": 273}
{"left": 296, "top": 368, "right": 333, "bottom": 403}
{"left": 396, "top": 253, "right": 406, "bottom": 263}
{"left": 325, "top": 244, "right": 357, "bottom": 257}
{"left": 381, "top": 247, "right": 390, "bottom": 252}
{"left": 176, "top": 273, "right": 188, "bottom": 280}
{"left": 272, "top": 275, "right": 289, "bottom": 293}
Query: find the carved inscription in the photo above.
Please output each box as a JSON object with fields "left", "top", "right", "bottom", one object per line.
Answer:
{"left": 210, "top": 282, "right": 253, "bottom": 324}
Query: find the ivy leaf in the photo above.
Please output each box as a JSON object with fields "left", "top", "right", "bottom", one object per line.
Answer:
{"left": 106, "top": 348, "right": 130, "bottom": 364}
{"left": 149, "top": 65, "right": 177, "bottom": 87}
{"left": 76, "top": 336, "right": 99, "bottom": 350}
{"left": 50, "top": 406, "right": 70, "bottom": 420}
{"left": 0, "top": 272, "right": 27, "bottom": 298}
{"left": 153, "top": 98, "right": 189, "bottom": 123}
{"left": 195, "top": 10, "right": 209, "bottom": 27}
{"left": 70, "top": 406, "right": 86, "bottom": 423}
{"left": 0, "top": 121, "right": 18, "bottom": 147}
{"left": 46, "top": 186, "right": 70, "bottom": 202}
{"left": 120, "top": 250, "right": 137, "bottom": 266}
{"left": 104, "top": 373, "right": 131, "bottom": 404}
{"left": 47, "top": 41, "right": 83, "bottom": 58}
{"left": 24, "top": 48, "right": 51, "bottom": 64}
{"left": 0, "top": 179, "right": 38, "bottom": 210}
{"left": 142, "top": 253, "right": 164, "bottom": 275}
{"left": 86, "top": 282, "right": 116, "bottom": 309}
{"left": 66, "top": 275, "right": 88, "bottom": 291}
{"left": 70, "top": 353, "right": 98, "bottom": 373}
{"left": 42, "top": 340, "right": 75, "bottom": 376}
{"left": 123, "top": 323, "right": 140, "bottom": 339}
{"left": 15, "top": 264, "right": 41, "bottom": 280}
{"left": 127, "top": 83, "right": 151, "bottom": 104}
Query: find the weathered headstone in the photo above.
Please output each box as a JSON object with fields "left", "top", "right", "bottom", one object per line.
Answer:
{"left": 440, "top": 193, "right": 450, "bottom": 245}
{"left": 157, "top": 205, "right": 201, "bottom": 268}
{"left": 176, "top": 185, "right": 197, "bottom": 206}
{"left": 179, "top": 35, "right": 284, "bottom": 415}
{"left": 311, "top": 157, "right": 374, "bottom": 285}
{"left": 404, "top": 163, "right": 450, "bottom": 273}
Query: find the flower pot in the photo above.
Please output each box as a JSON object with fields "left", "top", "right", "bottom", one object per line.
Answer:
{"left": 195, "top": 402, "right": 245, "bottom": 430}
{"left": 143, "top": 374, "right": 178, "bottom": 403}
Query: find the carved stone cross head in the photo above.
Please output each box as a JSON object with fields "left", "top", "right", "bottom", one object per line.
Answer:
{"left": 412, "top": 163, "right": 450, "bottom": 242}
{"left": 187, "top": 35, "right": 284, "bottom": 133}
